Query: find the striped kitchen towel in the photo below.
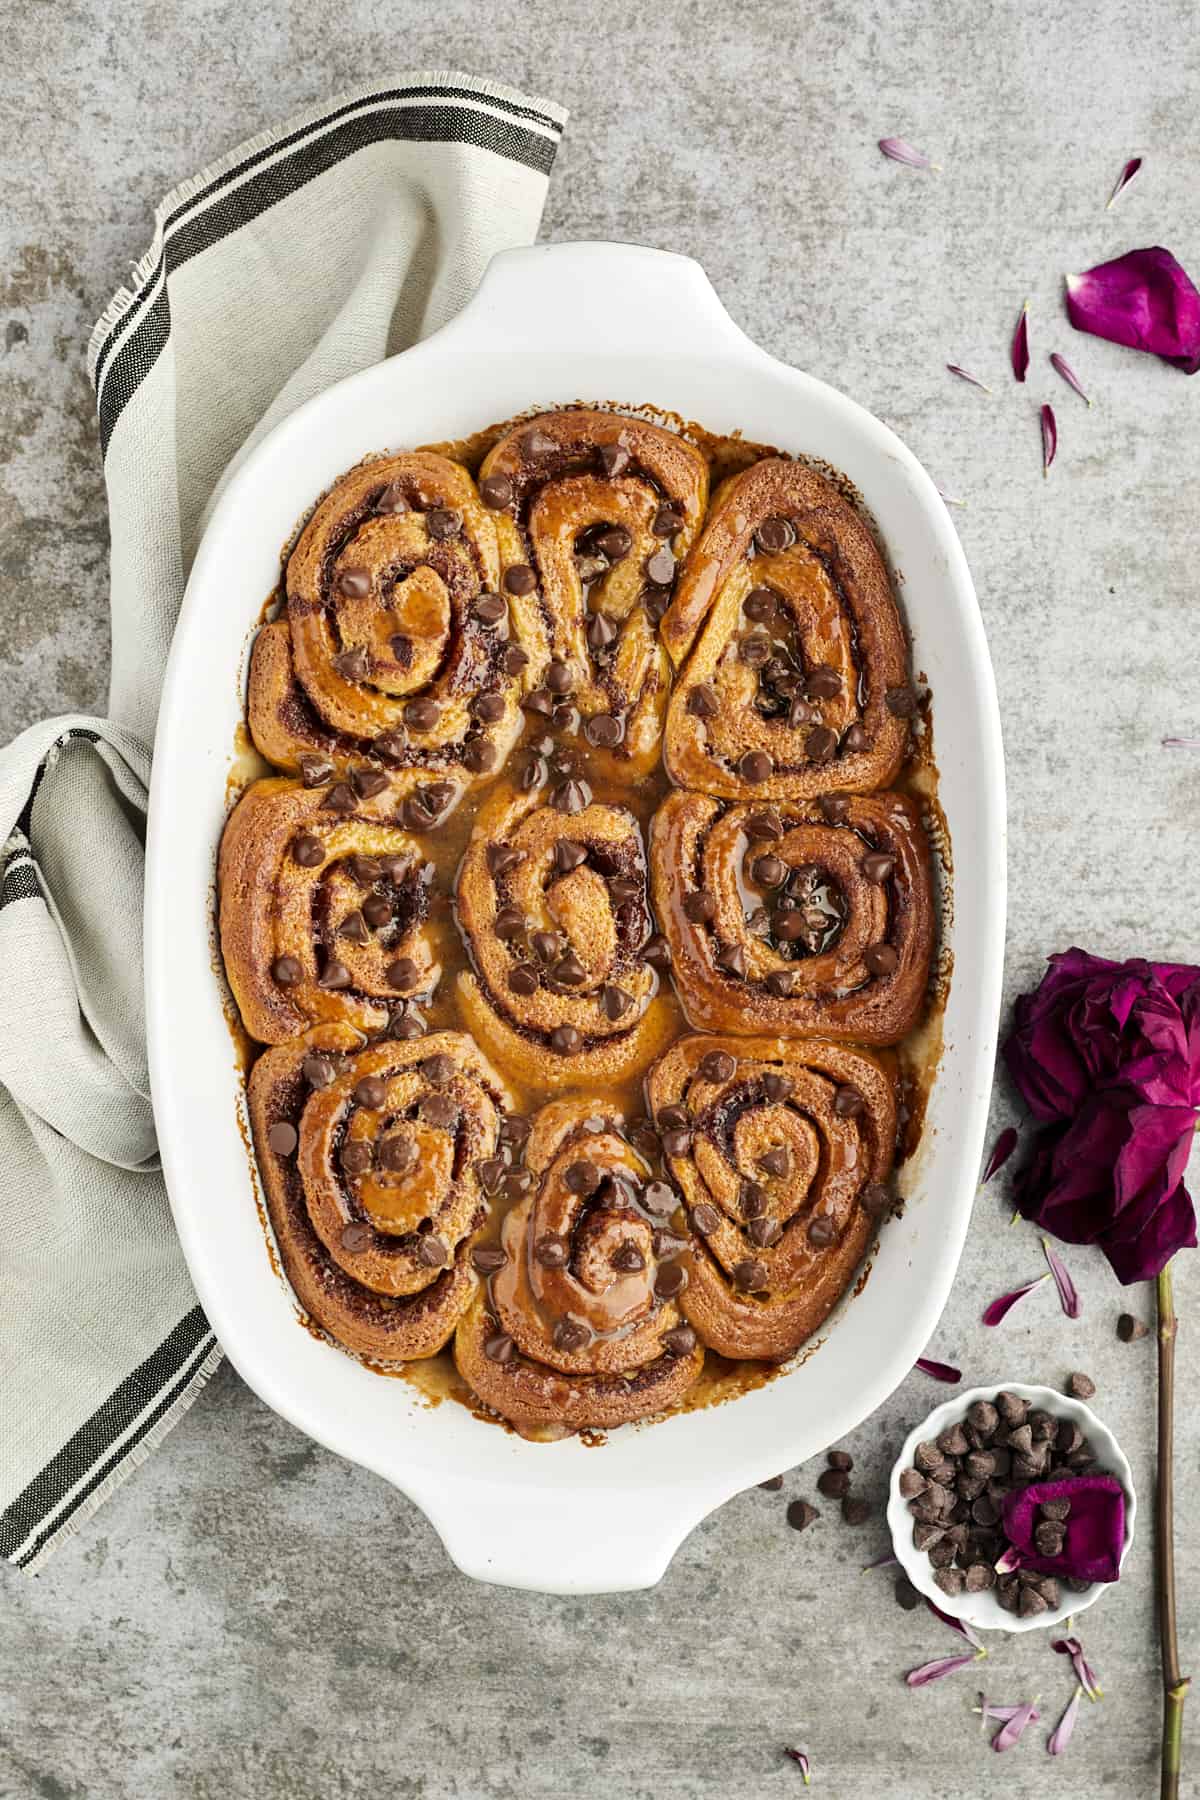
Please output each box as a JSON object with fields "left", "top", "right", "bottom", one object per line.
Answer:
{"left": 0, "top": 72, "right": 566, "bottom": 1572}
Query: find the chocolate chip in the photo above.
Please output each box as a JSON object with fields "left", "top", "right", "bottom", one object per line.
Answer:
{"left": 471, "top": 1245, "right": 508, "bottom": 1274}
{"left": 743, "top": 587, "right": 778, "bottom": 622}
{"left": 652, "top": 503, "right": 684, "bottom": 538}
{"left": 886, "top": 685, "right": 918, "bottom": 718}
{"left": 534, "top": 1234, "right": 569, "bottom": 1269}
{"left": 898, "top": 1469, "right": 926, "bottom": 1499}
{"left": 323, "top": 782, "right": 358, "bottom": 816}
{"left": 563, "top": 1160, "right": 601, "bottom": 1197}
{"left": 318, "top": 958, "right": 353, "bottom": 990}
{"left": 479, "top": 473, "right": 513, "bottom": 509}
{"left": 699, "top": 1050, "right": 736, "bottom": 1083}
{"left": 493, "top": 906, "right": 526, "bottom": 943}
{"left": 376, "top": 482, "right": 409, "bottom": 514}
{"left": 862, "top": 852, "right": 896, "bottom": 884}
{"left": 756, "top": 515, "right": 794, "bottom": 553}
{"left": 662, "top": 1325, "right": 697, "bottom": 1357}
{"left": 1118, "top": 1312, "right": 1148, "bottom": 1341}
{"left": 739, "top": 632, "right": 772, "bottom": 668}
{"left": 806, "top": 725, "right": 837, "bottom": 763}
{"left": 502, "top": 643, "right": 529, "bottom": 676}
{"left": 602, "top": 984, "right": 633, "bottom": 1020}
{"left": 1067, "top": 1372, "right": 1096, "bottom": 1400}
{"left": 267, "top": 1121, "right": 298, "bottom": 1156}
{"left": 682, "top": 890, "right": 716, "bottom": 924}
{"left": 379, "top": 1133, "right": 419, "bottom": 1173}
{"left": 807, "top": 1217, "right": 835, "bottom": 1247}
{"left": 747, "top": 1216, "right": 782, "bottom": 1248}
{"left": 739, "top": 749, "right": 774, "bottom": 783}
{"left": 766, "top": 970, "right": 798, "bottom": 997}
{"left": 611, "top": 1242, "right": 646, "bottom": 1273}
{"left": 864, "top": 943, "right": 899, "bottom": 975}
{"left": 550, "top": 954, "right": 586, "bottom": 987}
{"left": 389, "top": 1009, "right": 426, "bottom": 1039}
{"left": 762, "top": 1074, "right": 793, "bottom": 1102}
{"left": 754, "top": 1147, "right": 788, "bottom": 1180}
{"left": 484, "top": 1331, "right": 515, "bottom": 1363}
{"left": 805, "top": 665, "right": 842, "bottom": 701}
{"left": 419, "top": 1054, "right": 453, "bottom": 1088}
{"left": 655, "top": 1262, "right": 688, "bottom": 1300}
{"left": 340, "top": 1141, "right": 373, "bottom": 1176}
{"left": 362, "top": 894, "right": 393, "bottom": 929}
{"left": 646, "top": 546, "right": 676, "bottom": 585}
{"left": 715, "top": 943, "right": 747, "bottom": 978}
{"left": 422, "top": 1093, "right": 456, "bottom": 1128}
{"left": 469, "top": 691, "right": 504, "bottom": 727}
{"left": 339, "top": 910, "right": 369, "bottom": 946}
{"left": 271, "top": 955, "right": 302, "bottom": 988}
{"left": 860, "top": 1182, "right": 891, "bottom": 1220}
{"left": 1018, "top": 1584, "right": 1048, "bottom": 1617}
{"left": 643, "top": 935, "right": 672, "bottom": 971}
{"left": 504, "top": 564, "right": 538, "bottom": 596}
{"left": 692, "top": 1203, "right": 721, "bottom": 1237}
{"left": 404, "top": 696, "right": 440, "bottom": 732}
{"left": 351, "top": 1076, "right": 387, "bottom": 1113}
{"left": 598, "top": 442, "right": 631, "bottom": 477}
{"left": 894, "top": 1575, "right": 922, "bottom": 1609}
{"left": 966, "top": 1400, "right": 999, "bottom": 1437}
{"left": 584, "top": 712, "right": 624, "bottom": 748}
{"left": 340, "top": 1220, "right": 372, "bottom": 1251}
{"left": 426, "top": 507, "right": 461, "bottom": 540}
{"left": 336, "top": 566, "right": 372, "bottom": 598}
{"left": 385, "top": 957, "right": 420, "bottom": 991}
{"left": 551, "top": 1025, "right": 582, "bottom": 1052}
{"left": 817, "top": 1467, "right": 850, "bottom": 1499}
{"left": 290, "top": 832, "right": 325, "bottom": 868}
{"left": 833, "top": 1085, "right": 864, "bottom": 1118}
{"left": 550, "top": 778, "right": 590, "bottom": 815}
{"left": 786, "top": 1499, "right": 819, "bottom": 1532}
{"left": 841, "top": 723, "right": 869, "bottom": 753}
{"left": 298, "top": 753, "right": 335, "bottom": 788}
{"left": 553, "top": 1318, "right": 590, "bottom": 1353}
{"left": 732, "top": 1258, "right": 768, "bottom": 1291}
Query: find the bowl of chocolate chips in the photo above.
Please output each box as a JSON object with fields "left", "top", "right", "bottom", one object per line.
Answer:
{"left": 888, "top": 1381, "right": 1136, "bottom": 1632}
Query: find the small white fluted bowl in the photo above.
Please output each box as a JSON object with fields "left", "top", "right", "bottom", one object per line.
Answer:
{"left": 888, "top": 1381, "right": 1136, "bottom": 1633}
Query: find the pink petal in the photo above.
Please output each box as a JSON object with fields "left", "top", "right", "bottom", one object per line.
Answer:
{"left": 1107, "top": 157, "right": 1143, "bottom": 209}
{"left": 861, "top": 1549, "right": 900, "bottom": 1571}
{"left": 995, "top": 1544, "right": 1022, "bottom": 1575}
{"left": 906, "top": 1652, "right": 982, "bottom": 1688}
{"left": 915, "top": 1356, "right": 962, "bottom": 1383}
{"left": 982, "top": 1126, "right": 1019, "bottom": 1183}
{"left": 936, "top": 484, "right": 967, "bottom": 508}
{"left": 947, "top": 364, "right": 992, "bottom": 393}
{"left": 992, "top": 1697, "right": 1040, "bottom": 1751}
{"left": 927, "top": 1599, "right": 983, "bottom": 1649}
{"left": 1041, "top": 1236, "right": 1081, "bottom": 1318}
{"left": 1048, "top": 1687, "right": 1083, "bottom": 1754}
{"left": 1065, "top": 248, "right": 1200, "bottom": 374}
{"left": 784, "top": 1746, "right": 811, "bottom": 1784}
{"left": 1041, "top": 404, "right": 1057, "bottom": 477}
{"left": 975, "top": 1696, "right": 1044, "bottom": 1726}
{"left": 1162, "top": 737, "right": 1200, "bottom": 750}
{"left": 1050, "top": 353, "right": 1092, "bottom": 407}
{"left": 1011, "top": 306, "right": 1030, "bottom": 381}
{"left": 879, "top": 136, "right": 938, "bottom": 170}
{"left": 982, "top": 1272, "right": 1050, "bottom": 1325}
{"left": 1052, "top": 1636, "right": 1103, "bottom": 1699}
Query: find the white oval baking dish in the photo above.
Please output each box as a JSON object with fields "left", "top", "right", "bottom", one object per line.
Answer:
{"left": 145, "top": 242, "right": 1006, "bottom": 1595}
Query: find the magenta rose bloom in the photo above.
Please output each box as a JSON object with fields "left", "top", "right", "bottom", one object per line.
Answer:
{"left": 1004, "top": 950, "right": 1200, "bottom": 1284}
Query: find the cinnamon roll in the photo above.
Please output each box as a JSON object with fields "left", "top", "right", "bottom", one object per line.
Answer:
{"left": 645, "top": 1035, "right": 898, "bottom": 1360}
{"left": 453, "top": 1096, "right": 705, "bottom": 1433}
{"left": 248, "top": 451, "right": 540, "bottom": 779}
{"left": 247, "top": 1029, "right": 511, "bottom": 1360}
{"left": 662, "top": 458, "right": 912, "bottom": 798}
{"left": 219, "top": 771, "right": 462, "bottom": 1044}
{"left": 454, "top": 783, "right": 676, "bottom": 1088}
{"left": 476, "top": 411, "right": 709, "bottom": 773}
{"left": 650, "top": 789, "right": 932, "bottom": 1045}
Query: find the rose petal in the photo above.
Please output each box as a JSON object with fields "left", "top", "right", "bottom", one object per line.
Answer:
{"left": 982, "top": 1126, "right": 1019, "bottom": 1184}
{"left": 1041, "top": 1236, "right": 1081, "bottom": 1318}
{"left": 1048, "top": 1686, "right": 1083, "bottom": 1754}
{"left": 992, "top": 1697, "right": 1040, "bottom": 1751}
{"left": 1004, "top": 1476, "right": 1126, "bottom": 1584}
{"left": 1052, "top": 1635, "right": 1103, "bottom": 1700}
{"left": 982, "top": 1272, "right": 1050, "bottom": 1325}
{"left": 1107, "top": 157, "right": 1143, "bottom": 209}
{"left": 1050, "top": 353, "right": 1092, "bottom": 406}
{"left": 974, "top": 1697, "right": 1044, "bottom": 1726}
{"left": 1163, "top": 737, "right": 1200, "bottom": 749}
{"left": 1041, "top": 404, "right": 1057, "bottom": 477}
{"left": 947, "top": 364, "right": 992, "bottom": 393}
{"left": 1012, "top": 305, "right": 1030, "bottom": 381}
{"left": 936, "top": 484, "right": 967, "bottom": 508}
{"left": 906, "top": 1651, "right": 984, "bottom": 1688}
{"left": 879, "top": 136, "right": 938, "bottom": 170}
{"left": 915, "top": 1356, "right": 962, "bottom": 1383}
{"left": 926, "top": 1598, "right": 983, "bottom": 1649}
{"left": 784, "top": 1746, "right": 811, "bottom": 1784}
{"left": 1065, "top": 247, "right": 1200, "bottom": 374}
{"left": 861, "top": 1549, "right": 900, "bottom": 1572}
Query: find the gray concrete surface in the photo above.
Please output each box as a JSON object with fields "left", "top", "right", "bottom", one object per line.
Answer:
{"left": 3, "top": 1, "right": 1200, "bottom": 1795}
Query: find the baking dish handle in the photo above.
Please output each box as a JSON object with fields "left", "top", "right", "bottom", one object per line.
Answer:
{"left": 411, "top": 1471, "right": 706, "bottom": 1594}
{"left": 437, "top": 240, "right": 757, "bottom": 362}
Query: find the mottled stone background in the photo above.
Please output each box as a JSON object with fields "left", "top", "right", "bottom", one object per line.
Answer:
{"left": 3, "top": 2, "right": 1199, "bottom": 1795}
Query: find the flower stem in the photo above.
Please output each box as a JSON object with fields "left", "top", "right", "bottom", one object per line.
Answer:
{"left": 1157, "top": 1261, "right": 1189, "bottom": 1799}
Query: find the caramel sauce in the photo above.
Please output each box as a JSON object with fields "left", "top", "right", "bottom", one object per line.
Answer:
{"left": 219, "top": 409, "right": 949, "bottom": 1435}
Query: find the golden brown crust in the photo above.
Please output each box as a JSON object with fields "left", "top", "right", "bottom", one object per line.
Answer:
{"left": 452, "top": 1096, "right": 704, "bottom": 1431}
{"left": 247, "top": 450, "right": 536, "bottom": 778}
{"left": 454, "top": 782, "right": 677, "bottom": 1089}
{"left": 661, "top": 459, "right": 910, "bottom": 798}
{"left": 478, "top": 411, "right": 709, "bottom": 775}
{"left": 218, "top": 773, "right": 462, "bottom": 1044}
{"left": 646, "top": 1035, "right": 897, "bottom": 1360}
{"left": 650, "top": 789, "right": 932, "bottom": 1045}
{"left": 247, "top": 1028, "right": 511, "bottom": 1360}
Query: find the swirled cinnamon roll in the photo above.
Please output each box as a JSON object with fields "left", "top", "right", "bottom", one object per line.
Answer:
{"left": 476, "top": 411, "right": 709, "bottom": 773}
{"left": 651, "top": 789, "right": 932, "bottom": 1045}
{"left": 646, "top": 1035, "right": 897, "bottom": 1360}
{"left": 219, "top": 771, "right": 462, "bottom": 1044}
{"left": 248, "top": 451, "right": 540, "bottom": 779}
{"left": 662, "top": 458, "right": 912, "bottom": 798}
{"left": 247, "top": 1029, "right": 511, "bottom": 1360}
{"left": 454, "top": 1096, "right": 705, "bottom": 1433}
{"left": 454, "top": 784, "right": 677, "bottom": 1088}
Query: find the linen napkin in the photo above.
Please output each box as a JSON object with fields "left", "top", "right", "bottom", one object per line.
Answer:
{"left": 0, "top": 71, "right": 567, "bottom": 1572}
